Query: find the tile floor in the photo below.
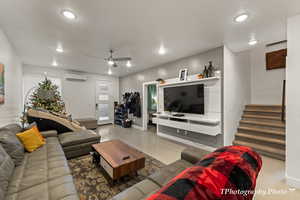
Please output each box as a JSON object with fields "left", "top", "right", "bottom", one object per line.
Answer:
{"left": 96, "top": 125, "right": 300, "bottom": 199}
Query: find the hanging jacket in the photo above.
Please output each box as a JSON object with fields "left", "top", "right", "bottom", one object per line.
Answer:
{"left": 133, "top": 92, "right": 141, "bottom": 118}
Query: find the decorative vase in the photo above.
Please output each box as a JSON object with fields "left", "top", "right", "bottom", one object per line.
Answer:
{"left": 208, "top": 61, "right": 214, "bottom": 77}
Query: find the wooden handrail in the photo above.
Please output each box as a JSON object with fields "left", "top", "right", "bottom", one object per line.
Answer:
{"left": 281, "top": 80, "right": 286, "bottom": 122}
{"left": 266, "top": 40, "right": 287, "bottom": 47}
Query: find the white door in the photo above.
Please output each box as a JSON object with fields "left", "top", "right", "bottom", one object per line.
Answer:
{"left": 95, "top": 81, "right": 113, "bottom": 125}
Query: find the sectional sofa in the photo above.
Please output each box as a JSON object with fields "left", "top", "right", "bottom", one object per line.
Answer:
{"left": 111, "top": 148, "right": 210, "bottom": 200}
{"left": 0, "top": 123, "right": 212, "bottom": 200}
{"left": 0, "top": 123, "right": 100, "bottom": 200}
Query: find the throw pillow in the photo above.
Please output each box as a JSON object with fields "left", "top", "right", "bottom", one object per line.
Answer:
{"left": 147, "top": 145, "right": 262, "bottom": 200}
{"left": 25, "top": 122, "right": 45, "bottom": 142}
{"left": 0, "top": 129, "right": 25, "bottom": 166}
{"left": 16, "top": 127, "right": 45, "bottom": 152}
{"left": 0, "top": 144, "right": 15, "bottom": 200}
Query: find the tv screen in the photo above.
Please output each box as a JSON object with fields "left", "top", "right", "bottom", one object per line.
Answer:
{"left": 164, "top": 84, "right": 204, "bottom": 114}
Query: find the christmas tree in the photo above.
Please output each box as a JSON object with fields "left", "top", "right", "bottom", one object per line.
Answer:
{"left": 29, "top": 78, "right": 65, "bottom": 113}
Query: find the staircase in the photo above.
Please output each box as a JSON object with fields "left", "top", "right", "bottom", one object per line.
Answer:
{"left": 233, "top": 104, "right": 285, "bottom": 160}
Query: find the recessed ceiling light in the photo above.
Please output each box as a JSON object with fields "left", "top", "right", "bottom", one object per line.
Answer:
{"left": 234, "top": 14, "right": 249, "bottom": 23}
{"left": 248, "top": 39, "right": 258, "bottom": 46}
{"left": 108, "top": 69, "right": 112, "bottom": 75}
{"left": 62, "top": 10, "right": 76, "bottom": 20}
{"left": 52, "top": 60, "right": 58, "bottom": 67}
{"left": 158, "top": 45, "right": 166, "bottom": 55}
{"left": 126, "top": 60, "right": 132, "bottom": 68}
{"left": 56, "top": 46, "right": 64, "bottom": 53}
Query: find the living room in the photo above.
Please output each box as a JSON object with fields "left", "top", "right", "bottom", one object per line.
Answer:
{"left": 1, "top": 1, "right": 300, "bottom": 200}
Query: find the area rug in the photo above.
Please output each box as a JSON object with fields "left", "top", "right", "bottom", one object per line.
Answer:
{"left": 68, "top": 154, "right": 166, "bottom": 200}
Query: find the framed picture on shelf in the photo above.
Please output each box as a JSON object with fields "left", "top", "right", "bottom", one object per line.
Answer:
{"left": 179, "top": 68, "right": 188, "bottom": 81}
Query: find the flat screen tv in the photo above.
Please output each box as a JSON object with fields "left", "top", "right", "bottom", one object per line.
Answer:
{"left": 164, "top": 84, "right": 204, "bottom": 114}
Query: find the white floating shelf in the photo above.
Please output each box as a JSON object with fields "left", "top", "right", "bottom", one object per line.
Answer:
{"left": 159, "top": 76, "right": 219, "bottom": 87}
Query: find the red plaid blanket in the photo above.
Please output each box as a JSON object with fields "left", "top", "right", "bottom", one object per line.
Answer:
{"left": 147, "top": 145, "right": 262, "bottom": 200}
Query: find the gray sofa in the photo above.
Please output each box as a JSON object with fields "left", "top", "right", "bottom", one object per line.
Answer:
{"left": 111, "top": 147, "right": 211, "bottom": 200}
{"left": 0, "top": 123, "right": 101, "bottom": 200}
{"left": 0, "top": 123, "right": 209, "bottom": 200}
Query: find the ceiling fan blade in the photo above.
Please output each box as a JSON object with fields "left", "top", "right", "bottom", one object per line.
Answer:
{"left": 113, "top": 63, "right": 118, "bottom": 67}
{"left": 113, "top": 57, "right": 132, "bottom": 61}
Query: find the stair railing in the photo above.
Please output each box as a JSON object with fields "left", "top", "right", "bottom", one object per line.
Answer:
{"left": 281, "top": 80, "right": 286, "bottom": 122}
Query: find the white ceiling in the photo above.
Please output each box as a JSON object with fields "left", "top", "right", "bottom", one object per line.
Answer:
{"left": 0, "top": 0, "right": 299, "bottom": 77}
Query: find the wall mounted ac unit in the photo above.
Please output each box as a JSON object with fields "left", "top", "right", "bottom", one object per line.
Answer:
{"left": 64, "top": 73, "right": 88, "bottom": 81}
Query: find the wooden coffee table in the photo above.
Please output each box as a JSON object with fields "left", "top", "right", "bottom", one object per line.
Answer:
{"left": 92, "top": 140, "right": 145, "bottom": 182}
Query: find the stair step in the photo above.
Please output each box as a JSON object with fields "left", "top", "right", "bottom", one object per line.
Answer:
{"left": 244, "top": 111, "right": 281, "bottom": 117}
{"left": 242, "top": 114, "right": 282, "bottom": 121}
{"left": 246, "top": 104, "right": 282, "bottom": 107}
{"left": 238, "top": 126, "right": 285, "bottom": 136}
{"left": 245, "top": 105, "right": 282, "bottom": 111}
{"left": 240, "top": 120, "right": 285, "bottom": 128}
{"left": 233, "top": 140, "right": 285, "bottom": 160}
{"left": 245, "top": 109, "right": 281, "bottom": 113}
{"left": 236, "top": 133, "right": 285, "bottom": 145}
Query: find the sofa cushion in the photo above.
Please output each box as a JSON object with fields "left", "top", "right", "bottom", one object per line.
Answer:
{"left": 148, "top": 160, "right": 193, "bottom": 187}
{"left": 5, "top": 174, "right": 79, "bottom": 200}
{"left": 0, "top": 145, "right": 15, "bottom": 200}
{"left": 0, "top": 129, "right": 25, "bottom": 166}
{"left": 181, "top": 147, "right": 211, "bottom": 164}
{"left": 63, "top": 141, "right": 97, "bottom": 159}
{"left": 25, "top": 123, "right": 45, "bottom": 142}
{"left": 112, "top": 179, "right": 160, "bottom": 200}
{"left": 58, "top": 130, "right": 100, "bottom": 147}
{"left": 6, "top": 137, "right": 71, "bottom": 195}
{"left": 1, "top": 124, "right": 22, "bottom": 135}
{"left": 40, "top": 130, "right": 58, "bottom": 138}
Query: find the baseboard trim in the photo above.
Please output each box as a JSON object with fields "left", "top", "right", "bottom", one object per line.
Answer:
{"left": 132, "top": 124, "right": 144, "bottom": 131}
{"left": 157, "top": 132, "right": 216, "bottom": 152}
{"left": 286, "top": 176, "right": 300, "bottom": 188}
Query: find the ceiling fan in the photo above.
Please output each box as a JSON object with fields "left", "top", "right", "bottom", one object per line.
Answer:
{"left": 104, "top": 50, "right": 132, "bottom": 67}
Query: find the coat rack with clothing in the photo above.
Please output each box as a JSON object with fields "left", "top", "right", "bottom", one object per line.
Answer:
{"left": 122, "top": 92, "right": 142, "bottom": 118}
{"left": 114, "top": 92, "right": 142, "bottom": 128}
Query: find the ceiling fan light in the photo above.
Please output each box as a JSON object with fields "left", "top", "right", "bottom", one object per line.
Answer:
{"left": 248, "top": 39, "right": 258, "bottom": 46}
{"left": 56, "top": 46, "right": 64, "bottom": 53}
{"left": 108, "top": 60, "right": 114, "bottom": 66}
{"left": 108, "top": 69, "right": 112, "bottom": 75}
{"left": 126, "top": 60, "right": 132, "bottom": 67}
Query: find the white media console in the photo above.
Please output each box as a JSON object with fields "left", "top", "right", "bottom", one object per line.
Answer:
{"left": 153, "top": 113, "right": 220, "bottom": 136}
{"left": 153, "top": 74, "right": 222, "bottom": 149}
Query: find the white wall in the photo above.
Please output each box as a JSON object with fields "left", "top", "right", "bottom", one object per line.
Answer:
{"left": 286, "top": 14, "right": 300, "bottom": 188}
{"left": 0, "top": 29, "right": 22, "bottom": 126}
{"left": 23, "top": 65, "right": 119, "bottom": 119}
{"left": 223, "top": 46, "right": 251, "bottom": 146}
{"left": 120, "top": 47, "right": 224, "bottom": 127}
{"left": 250, "top": 44, "right": 286, "bottom": 104}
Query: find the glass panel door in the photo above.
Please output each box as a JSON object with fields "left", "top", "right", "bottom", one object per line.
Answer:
{"left": 95, "top": 81, "right": 113, "bottom": 125}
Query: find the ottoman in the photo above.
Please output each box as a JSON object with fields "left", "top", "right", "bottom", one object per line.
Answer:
{"left": 75, "top": 118, "right": 98, "bottom": 130}
{"left": 58, "top": 130, "right": 101, "bottom": 159}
